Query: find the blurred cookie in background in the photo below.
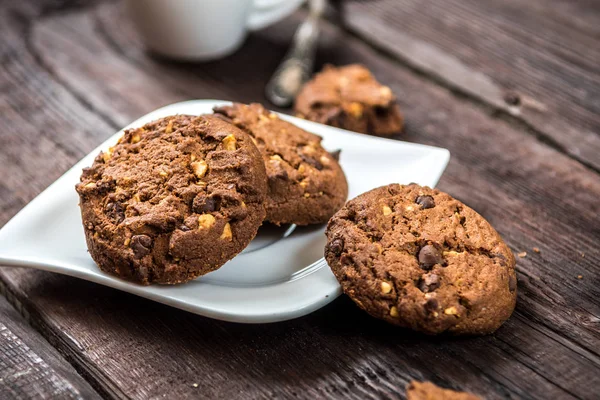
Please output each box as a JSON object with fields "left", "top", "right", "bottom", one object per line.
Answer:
{"left": 295, "top": 64, "right": 404, "bottom": 137}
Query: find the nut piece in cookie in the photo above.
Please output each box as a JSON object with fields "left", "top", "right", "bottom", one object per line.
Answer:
{"left": 325, "top": 183, "right": 517, "bottom": 335}
{"left": 76, "top": 115, "right": 268, "bottom": 285}
{"left": 213, "top": 102, "right": 348, "bottom": 226}
{"left": 406, "top": 381, "right": 481, "bottom": 400}
{"left": 295, "top": 64, "right": 404, "bottom": 137}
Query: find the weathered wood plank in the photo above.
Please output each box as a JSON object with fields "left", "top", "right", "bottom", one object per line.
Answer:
{"left": 0, "top": 1, "right": 598, "bottom": 399}
{"left": 2, "top": 268, "right": 598, "bottom": 400}
{"left": 341, "top": 0, "right": 600, "bottom": 171}
{"left": 0, "top": 293, "right": 101, "bottom": 399}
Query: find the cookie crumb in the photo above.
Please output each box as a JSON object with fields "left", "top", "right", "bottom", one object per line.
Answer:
{"left": 532, "top": 247, "right": 540, "bottom": 253}
{"left": 577, "top": 275, "right": 583, "bottom": 280}
{"left": 581, "top": 252, "right": 585, "bottom": 258}
{"left": 192, "top": 383, "right": 198, "bottom": 388}
{"left": 517, "top": 251, "right": 527, "bottom": 258}
{"left": 406, "top": 380, "right": 481, "bottom": 400}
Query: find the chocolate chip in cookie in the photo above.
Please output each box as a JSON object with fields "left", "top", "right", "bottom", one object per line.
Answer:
{"left": 130, "top": 234, "right": 152, "bottom": 259}
{"left": 418, "top": 244, "right": 446, "bottom": 270}
{"left": 328, "top": 238, "right": 345, "bottom": 256}
{"left": 415, "top": 195, "right": 435, "bottom": 209}
{"left": 105, "top": 201, "right": 126, "bottom": 224}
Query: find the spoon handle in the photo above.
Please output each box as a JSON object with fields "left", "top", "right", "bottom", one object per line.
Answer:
{"left": 265, "top": 7, "right": 322, "bottom": 107}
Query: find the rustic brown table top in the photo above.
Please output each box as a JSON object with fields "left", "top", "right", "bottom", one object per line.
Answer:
{"left": 1, "top": 0, "right": 599, "bottom": 399}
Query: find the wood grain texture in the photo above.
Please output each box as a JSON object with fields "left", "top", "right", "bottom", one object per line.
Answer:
{"left": 0, "top": 0, "right": 599, "bottom": 399}
{"left": 0, "top": 294, "right": 101, "bottom": 399}
{"left": 341, "top": 0, "right": 600, "bottom": 172}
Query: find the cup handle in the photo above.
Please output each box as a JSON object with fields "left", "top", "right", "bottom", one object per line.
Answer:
{"left": 247, "top": 0, "right": 306, "bottom": 31}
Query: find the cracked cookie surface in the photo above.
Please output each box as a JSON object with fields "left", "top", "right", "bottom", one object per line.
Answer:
{"left": 295, "top": 64, "right": 404, "bottom": 137}
{"left": 325, "top": 184, "right": 517, "bottom": 335}
{"left": 76, "top": 115, "right": 267, "bottom": 285}
{"left": 213, "top": 103, "right": 348, "bottom": 225}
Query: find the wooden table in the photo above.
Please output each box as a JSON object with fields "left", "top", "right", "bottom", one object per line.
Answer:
{"left": 1, "top": 0, "right": 598, "bottom": 398}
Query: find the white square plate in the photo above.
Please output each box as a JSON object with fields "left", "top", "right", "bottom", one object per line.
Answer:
{"left": 0, "top": 100, "right": 450, "bottom": 323}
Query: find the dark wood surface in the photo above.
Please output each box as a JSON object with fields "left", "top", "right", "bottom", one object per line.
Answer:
{"left": 341, "top": 0, "right": 600, "bottom": 172}
{"left": 0, "top": 293, "right": 101, "bottom": 399}
{"left": 0, "top": 0, "right": 599, "bottom": 399}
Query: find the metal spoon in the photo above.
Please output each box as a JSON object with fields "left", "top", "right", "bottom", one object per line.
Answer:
{"left": 265, "top": 0, "right": 325, "bottom": 108}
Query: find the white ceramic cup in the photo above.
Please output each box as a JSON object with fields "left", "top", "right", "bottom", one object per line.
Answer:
{"left": 125, "top": 0, "right": 306, "bottom": 61}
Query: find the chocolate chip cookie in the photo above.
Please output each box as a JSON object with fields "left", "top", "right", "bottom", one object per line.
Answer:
{"left": 76, "top": 115, "right": 268, "bottom": 285}
{"left": 295, "top": 64, "right": 404, "bottom": 136}
{"left": 407, "top": 381, "right": 481, "bottom": 400}
{"left": 213, "top": 103, "right": 348, "bottom": 226}
{"left": 325, "top": 184, "right": 517, "bottom": 335}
